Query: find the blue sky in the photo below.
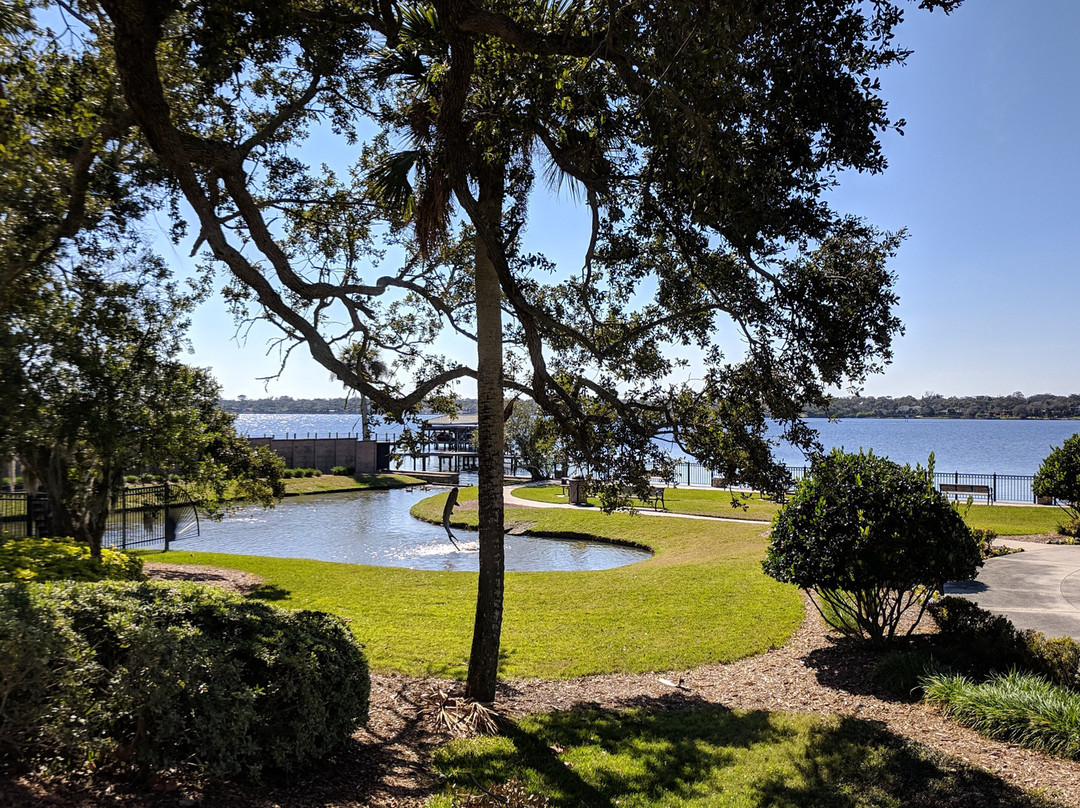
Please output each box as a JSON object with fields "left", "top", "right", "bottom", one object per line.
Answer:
{"left": 178, "top": 0, "right": 1080, "bottom": 400}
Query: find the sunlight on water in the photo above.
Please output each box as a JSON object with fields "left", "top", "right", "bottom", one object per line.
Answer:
{"left": 182, "top": 488, "right": 649, "bottom": 572}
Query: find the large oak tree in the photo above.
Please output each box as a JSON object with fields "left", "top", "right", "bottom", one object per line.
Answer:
{"left": 37, "top": 0, "right": 958, "bottom": 700}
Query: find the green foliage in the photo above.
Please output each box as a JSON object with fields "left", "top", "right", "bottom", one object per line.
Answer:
{"left": 0, "top": 580, "right": 369, "bottom": 777}
{"left": 2, "top": 265, "right": 283, "bottom": 556}
{"left": 870, "top": 649, "right": 946, "bottom": 699}
{"left": 1033, "top": 433, "right": 1080, "bottom": 532}
{"left": 330, "top": 465, "right": 355, "bottom": 476}
{"left": 153, "top": 493, "right": 803, "bottom": 680}
{"left": 432, "top": 705, "right": 1054, "bottom": 808}
{"left": 763, "top": 450, "right": 982, "bottom": 644}
{"left": 504, "top": 401, "right": 560, "bottom": 481}
{"left": 928, "top": 596, "right": 1080, "bottom": 691}
{"left": 923, "top": 670, "right": 1080, "bottom": 759}
{"left": 0, "top": 537, "right": 144, "bottom": 583}
{"left": 283, "top": 467, "right": 322, "bottom": 479}
{"left": 0, "top": 583, "right": 100, "bottom": 765}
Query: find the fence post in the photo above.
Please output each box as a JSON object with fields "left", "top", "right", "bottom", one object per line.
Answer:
{"left": 120, "top": 488, "right": 127, "bottom": 550}
{"left": 992, "top": 472, "right": 997, "bottom": 505}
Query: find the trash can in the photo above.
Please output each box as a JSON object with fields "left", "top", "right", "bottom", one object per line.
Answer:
{"left": 567, "top": 478, "right": 585, "bottom": 505}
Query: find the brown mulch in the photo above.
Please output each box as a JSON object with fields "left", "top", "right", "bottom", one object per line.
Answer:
{"left": 5, "top": 549, "right": 1080, "bottom": 807}
{"left": 140, "top": 562, "right": 268, "bottom": 594}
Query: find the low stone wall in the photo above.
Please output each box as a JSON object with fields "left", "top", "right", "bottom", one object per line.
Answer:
{"left": 248, "top": 437, "right": 378, "bottom": 475}
{"left": 397, "top": 469, "right": 459, "bottom": 485}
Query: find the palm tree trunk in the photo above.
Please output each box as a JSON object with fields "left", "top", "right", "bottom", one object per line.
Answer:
{"left": 465, "top": 169, "right": 505, "bottom": 703}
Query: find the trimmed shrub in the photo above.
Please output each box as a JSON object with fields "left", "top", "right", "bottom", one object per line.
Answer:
{"left": 929, "top": 596, "right": 1080, "bottom": 691}
{"left": 331, "top": 465, "right": 356, "bottom": 476}
{"left": 0, "top": 580, "right": 369, "bottom": 777}
{"left": 871, "top": 649, "right": 946, "bottom": 699}
{"left": 0, "top": 584, "right": 99, "bottom": 761}
{"left": 764, "top": 450, "right": 982, "bottom": 644}
{"left": 1033, "top": 433, "right": 1080, "bottom": 535}
{"left": 0, "top": 537, "right": 144, "bottom": 583}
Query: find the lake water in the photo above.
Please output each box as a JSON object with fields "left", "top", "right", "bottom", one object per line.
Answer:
{"left": 235, "top": 413, "right": 1080, "bottom": 476}
{"left": 184, "top": 488, "right": 651, "bottom": 572}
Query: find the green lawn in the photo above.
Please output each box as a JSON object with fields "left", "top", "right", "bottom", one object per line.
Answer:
{"left": 511, "top": 483, "right": 780, "bottom": 522}
{"left": 282, "top": 472, "right": 425, "bottom": 495}
{"left": 513, "top": 484, "right": 1069, "bottom": 537}
{"left": 963, "top": 503, "right": 1068, "bottom": 536}
{"left": 154, "top": 488, "right": 801, "bottom": 680}
{"left": 429, "top": 706, "right": 1060, "bottom": 808}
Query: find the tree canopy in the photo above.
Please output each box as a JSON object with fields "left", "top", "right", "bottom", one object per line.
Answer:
{"left": 1033, "top": 434, "right": 1080, "bottom": 535}
{"left": 25, "top": 0, "right": 961, "bottom": 699}
{"left": 0, "top": 254, "right": 283, "bottom": 557}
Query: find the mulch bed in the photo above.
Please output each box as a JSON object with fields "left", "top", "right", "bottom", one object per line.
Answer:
{"left": 5, "top": 540, "right": 1079, "bottom": 807}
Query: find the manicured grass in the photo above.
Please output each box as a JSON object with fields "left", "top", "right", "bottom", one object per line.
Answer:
{"left": 282, "top": 472, "right": 425, "bottom": 495}
{"left": 511, "top": 484, "right": 780, "bottom": 522}
{"left": 428, "top": 706, "right": 1060, "bottom": 808}
{"left": 923, "top": 670, "right": 1080, "bottom": 759}
{"left": 153, "top": 489, "right": 801, "bottom": 680}
{"left": 963, "top": 503, "right": 1068, "bottom": 536}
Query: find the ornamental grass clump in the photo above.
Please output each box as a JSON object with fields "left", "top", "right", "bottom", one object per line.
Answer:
{"left": 923, "top": 670, "right": 1080, "bottom": 759}
{"left": 763, "top": 449, "right": 982, "bottom": 645}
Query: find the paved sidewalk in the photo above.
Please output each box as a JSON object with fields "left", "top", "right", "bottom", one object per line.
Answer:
{"left": 502, "top": 485, "right": 771, "bottom": 525}
{"left": 946, "top": 540, "right": 1080, "bottom": 640}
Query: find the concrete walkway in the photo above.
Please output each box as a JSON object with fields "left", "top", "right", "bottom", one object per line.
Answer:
{"left": 946, "top": 540, "right": 1080, "bottom": 640}
{"left": 502, "top": 485, "right": 772, "bottom": 525}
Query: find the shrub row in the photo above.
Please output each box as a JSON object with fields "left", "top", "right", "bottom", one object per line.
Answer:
{"left": 0, "top": 580, "right": 369, "bottom": 778}
{"left": 330, "top": 465, "right": 356, "bottom": 476}
{"left": 282, "top": 467, "right": 323, "bottom": 478}
{"left": 122, "top": 474, "right": 182, "bottom": 484}
{"left": 0, "top": 537, "right": 144, "bottom": 583}
{"left": 929, "top": 596, "right": 1080, "bottom": 692}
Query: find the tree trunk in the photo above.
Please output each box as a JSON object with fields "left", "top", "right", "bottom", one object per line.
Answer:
{"left": 361, "top": 394, "right": 371, "bottom": 442}
{"left": 21, "top": 443, "right": 111, "bottom": 558}
{"left": 465, "top": 170, "right": 505, "bottom": 703}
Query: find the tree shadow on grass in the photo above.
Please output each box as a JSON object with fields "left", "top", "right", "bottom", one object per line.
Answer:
{"left": 751, "top": 715, "right": 1058, "bottom": 808}
{"left": 242, "top": 583, "right": 291, "bottom": 601}
{"left": 438, "top": 704, "right": 792, "bottom": 808}
{"left": 438, "top": 706, "right": 1061, "bottom": 808}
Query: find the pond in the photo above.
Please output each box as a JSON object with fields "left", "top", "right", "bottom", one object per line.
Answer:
{"left": 179, "top": 488, "right": 651, "bottom": 572}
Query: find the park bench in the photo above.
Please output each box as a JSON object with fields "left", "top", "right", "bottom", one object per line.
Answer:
{"left": 939, "top": 482, "right": 995, "bottom": 504}
{"left": 622, "top": 484, "right": 666, "bottom": 510}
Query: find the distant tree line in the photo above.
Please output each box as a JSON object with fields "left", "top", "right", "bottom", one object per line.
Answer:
{"left": 219, "top": 396, "right": 480, "bottom": 416}
{"left": 805, "top": 393, "right": 1080, "bottom": 420}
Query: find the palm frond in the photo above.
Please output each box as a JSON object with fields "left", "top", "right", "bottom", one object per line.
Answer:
{"left": 367, "top": 149, "right": 422, "bottom": 220}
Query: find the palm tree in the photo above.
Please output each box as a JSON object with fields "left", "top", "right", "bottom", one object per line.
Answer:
{"left": 337, "top": 342, "right": 389, "bottom": 442}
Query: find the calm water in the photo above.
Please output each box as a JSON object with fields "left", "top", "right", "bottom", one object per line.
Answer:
{"left": 235, "top": 413, "right": 1080, "bottom": 476}
{"left": 186, "top": 488, "right": 650, "bottom": 572}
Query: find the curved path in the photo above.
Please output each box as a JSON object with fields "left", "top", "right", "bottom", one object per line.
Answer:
{"left": 507, "top": 486, "right": 1080, "bottom": 641}
{"left": 502, "top": 484, "right": 772, "bottom": 525}
{"left": 946, "top": 540, "right": 1080, "bottom": 640}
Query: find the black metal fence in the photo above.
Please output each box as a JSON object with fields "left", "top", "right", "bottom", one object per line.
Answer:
{"left": 0, "top": 484, "right": 200, "bottom": 549}
{"left": 665, "top": 461, "right": 1046, "bottom": 504}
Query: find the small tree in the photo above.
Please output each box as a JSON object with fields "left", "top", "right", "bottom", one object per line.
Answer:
{"left": 1033, "top": 434, "right": 1080, "bottom": 536}
{"left": 2, "top": 260, "right": 283, "bottom": 557}
{"left": 763, "top": 450, "right": 981, "bottom": 645}
{"left": 504, "top": 400, "right": 558, "bottom": 481}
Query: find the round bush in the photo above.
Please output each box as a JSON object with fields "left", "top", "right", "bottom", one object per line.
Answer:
{"left": 0, "top": 580, "right": 369, "bottom": 777}
{"left": 763, "top": 449, "right": 981, "bottom": 644}
{"left": 1033, "top": 433, "right": 1080, "bottom": 535}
